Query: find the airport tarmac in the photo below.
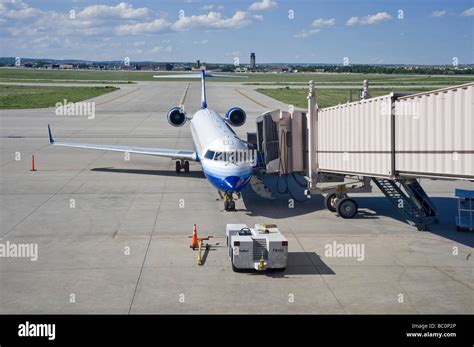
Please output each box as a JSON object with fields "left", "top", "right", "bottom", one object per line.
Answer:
{"left": 0, "top": 81, "right": 473, "bottom": 314}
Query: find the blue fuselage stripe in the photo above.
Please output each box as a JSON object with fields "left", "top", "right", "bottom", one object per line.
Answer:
{"left": 202, "top": 167, "right": 252, "bottom": 192}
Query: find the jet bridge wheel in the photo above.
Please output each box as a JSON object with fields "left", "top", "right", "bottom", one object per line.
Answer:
{"left": 175, "top": 161, "right": 181, "bottom": 173}
{"left": 336, "top": 198, "right": 358, "bottom": 219}
{"left": 324, "top": 193, "right": 338, "bottom": 212}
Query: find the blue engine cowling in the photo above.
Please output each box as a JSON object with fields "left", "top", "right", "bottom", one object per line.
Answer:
{"left": 167, "top": 107, "right": 187, "bottom": 127}
{"left": 225, "top": 107, "right": 246, "bottom": 127}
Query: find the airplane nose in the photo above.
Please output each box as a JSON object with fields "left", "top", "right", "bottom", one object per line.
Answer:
{"left": 223, "top": 176, "right": 240, "bottom": 190}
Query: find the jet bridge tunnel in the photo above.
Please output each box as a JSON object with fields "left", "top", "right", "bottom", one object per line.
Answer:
{"left": 249, "top": 81, "right": 474, "bottom": 230}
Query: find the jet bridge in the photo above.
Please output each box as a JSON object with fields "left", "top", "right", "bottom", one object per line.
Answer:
{"left": 253, "top": 81, "right": 474, "bottom": 230}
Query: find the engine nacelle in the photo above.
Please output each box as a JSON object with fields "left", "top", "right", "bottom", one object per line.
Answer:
{"left": 225, "top": 107, "right": 246, "bottom": 127}
{"left": 167, "top": 107, "right": 187, "bottom": 127}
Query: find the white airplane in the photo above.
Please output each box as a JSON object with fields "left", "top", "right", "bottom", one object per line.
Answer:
{"left": 47, "top": 69, "right": 256, "bottom": 211}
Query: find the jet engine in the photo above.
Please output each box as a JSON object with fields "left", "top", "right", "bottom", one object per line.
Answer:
{"left": 167, "top": 107, "right": 187, "bottom": 127}
{"left": 225, "top": 107, "right": 246, "bottom": 127}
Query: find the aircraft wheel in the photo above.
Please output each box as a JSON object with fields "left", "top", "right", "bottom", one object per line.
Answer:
{"left": 336, "top": 198, "right": 358, "bottom": 219}
{"left": 324, "top": 193, "right": 338, "bottom": 212}
{"left": 183, "top": 161, "right": 190, "bottom": 173}
{"left": 224, "top": 199, "right": 235, "bottom": 211}
{"left": 175, "top": 161, "right": 181, "bottom": 174}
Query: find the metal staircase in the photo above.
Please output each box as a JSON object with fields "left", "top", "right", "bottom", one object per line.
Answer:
{"left": 372, "top": 178, "right": 437, "bottom": 230}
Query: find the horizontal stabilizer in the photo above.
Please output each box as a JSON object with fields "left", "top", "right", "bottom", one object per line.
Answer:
{"left": 153, "top": 73, "right": 247, "bottom": 79}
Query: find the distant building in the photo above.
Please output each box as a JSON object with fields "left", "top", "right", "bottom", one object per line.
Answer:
{"left": 44, "top": 64, "right": 60, "bottom": 69}
{"left": 59, "top": 64, "right": 73, "bottom": 69}
{"left": 234, "top": 66, "right": 249, "bottom": 73}
{"left": 156, "top": 63, "right": 172, "bottom": 71}
{"left": 172, "top": 65, "right": 191, "bottom": 71}
{"left": 264, "top": 66, "right": 291, "bottom": 73}
{"left": 250, "top": 52, "right": 256, "bottom": 70}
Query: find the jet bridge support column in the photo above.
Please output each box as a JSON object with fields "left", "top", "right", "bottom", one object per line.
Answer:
{"left": 304, "top": 80, "right": 318, "bottom": 196}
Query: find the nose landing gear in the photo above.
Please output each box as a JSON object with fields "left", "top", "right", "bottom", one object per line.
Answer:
{"left": 175, "top": 160, "right": 190, "bottom": 174}
{"left": 224, "top": 193, "right": 236, "bottom": 211}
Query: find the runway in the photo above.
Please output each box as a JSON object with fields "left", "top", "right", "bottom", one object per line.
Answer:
{"left": 0, "top": 81, "right": 472, "bottom": 313}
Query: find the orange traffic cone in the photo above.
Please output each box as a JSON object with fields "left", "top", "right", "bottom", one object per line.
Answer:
{"left": 190, "top": 224, "right": 199, "bottom": 249}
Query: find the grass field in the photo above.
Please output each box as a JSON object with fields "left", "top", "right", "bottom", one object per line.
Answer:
{"left": 0, "top": 85, "right": 119, "bottom": 109}
{"left": 0, "top": 79, "right": 134, "bottom": 84}
{"left": 256, "top": 87, "right": 434, "bottom": 109}
{"left": 1, "top": 68, "right": 473, "bottom": 85}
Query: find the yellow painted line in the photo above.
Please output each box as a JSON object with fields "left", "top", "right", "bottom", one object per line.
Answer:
{"left": 96, "top": 88, "right": 140, "bottom": 106}
{"left": 235, "top": 89, "right": 267, "bottom": 108}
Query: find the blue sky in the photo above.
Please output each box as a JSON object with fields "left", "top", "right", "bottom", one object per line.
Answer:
{"left": 0, "top": 0, "right": 473, "bottom": 64}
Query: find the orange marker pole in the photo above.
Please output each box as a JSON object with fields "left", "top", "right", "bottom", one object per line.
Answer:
{"left": 31, "top": 154, "right": 36, "bottom": 172}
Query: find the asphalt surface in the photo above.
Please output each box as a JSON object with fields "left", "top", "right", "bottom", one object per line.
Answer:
{"left": 0, "top": 81, "right": 472, "bottom": 313}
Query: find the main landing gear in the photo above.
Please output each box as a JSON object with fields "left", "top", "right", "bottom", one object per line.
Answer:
{"left": 175, "top": 160, "right": 190, "bottom": 174}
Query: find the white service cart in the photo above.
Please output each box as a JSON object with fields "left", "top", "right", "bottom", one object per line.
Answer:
{"left": 226, "top": 223, "right": 288, "bottom": 272}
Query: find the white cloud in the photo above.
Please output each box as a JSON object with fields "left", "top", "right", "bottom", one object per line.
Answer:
{"left": 346, "top": 12, "right": 392, "bottom": 26}
{"left": 201, "top": 4, "right": 224, "bottom": 10}
{"left": 294, "top": 17, "right": 334, "bottom": 39}
{"left": 151, "top": 45, "right": 172, "bottom": 53}
{"left": 0, "top": 0, "right": 42, "bottom": 19}
{"left": 248, "top": 0, "right": 277, "bottom": 11}
{"left": 346, "top": 16, "right": 359, "bottom": 26}
{"left": 116, "top": 18, "right": 170, "bottom": 35}
{"left": 432, "top": 10, "right": 446, "bottom": 17}
{"left": 225, "top": 50, "right": 241, "bottom": 57}
{"left": 311, "top": 18, "right": 335, "bottom": 28}
{"left": 172, "top": 11, "right": 262, "bottom": 31}
{"left": 193, "top": 39, "right": 208, "bottom": 45}
{"left": 0, "top": 2, "right": 265, "bottom": 60}
{"left": 294, "top": 28, "right": 320, "bottom": 39}
{"left": 78, "top": 2, "right": 149, "bottom": 19}
{"left": 462, "top": 7, "right": 474, "bottom": 16}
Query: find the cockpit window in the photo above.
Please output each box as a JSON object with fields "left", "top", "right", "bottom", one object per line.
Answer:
{"left": 204, "top": 150, "right": 215, "bottom": 160}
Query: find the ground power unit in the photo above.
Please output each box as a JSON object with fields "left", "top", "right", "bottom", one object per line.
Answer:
{"left": 226, "top": 224, "right": 288, "bottom": 272}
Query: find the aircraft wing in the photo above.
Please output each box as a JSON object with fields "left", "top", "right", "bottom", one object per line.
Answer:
{"left": 47, "top": 125, "right": 197, "bottom": 161}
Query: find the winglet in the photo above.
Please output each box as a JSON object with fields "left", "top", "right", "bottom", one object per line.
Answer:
{"left": 47, "top": 124, "right": 54, "bottom": 144}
